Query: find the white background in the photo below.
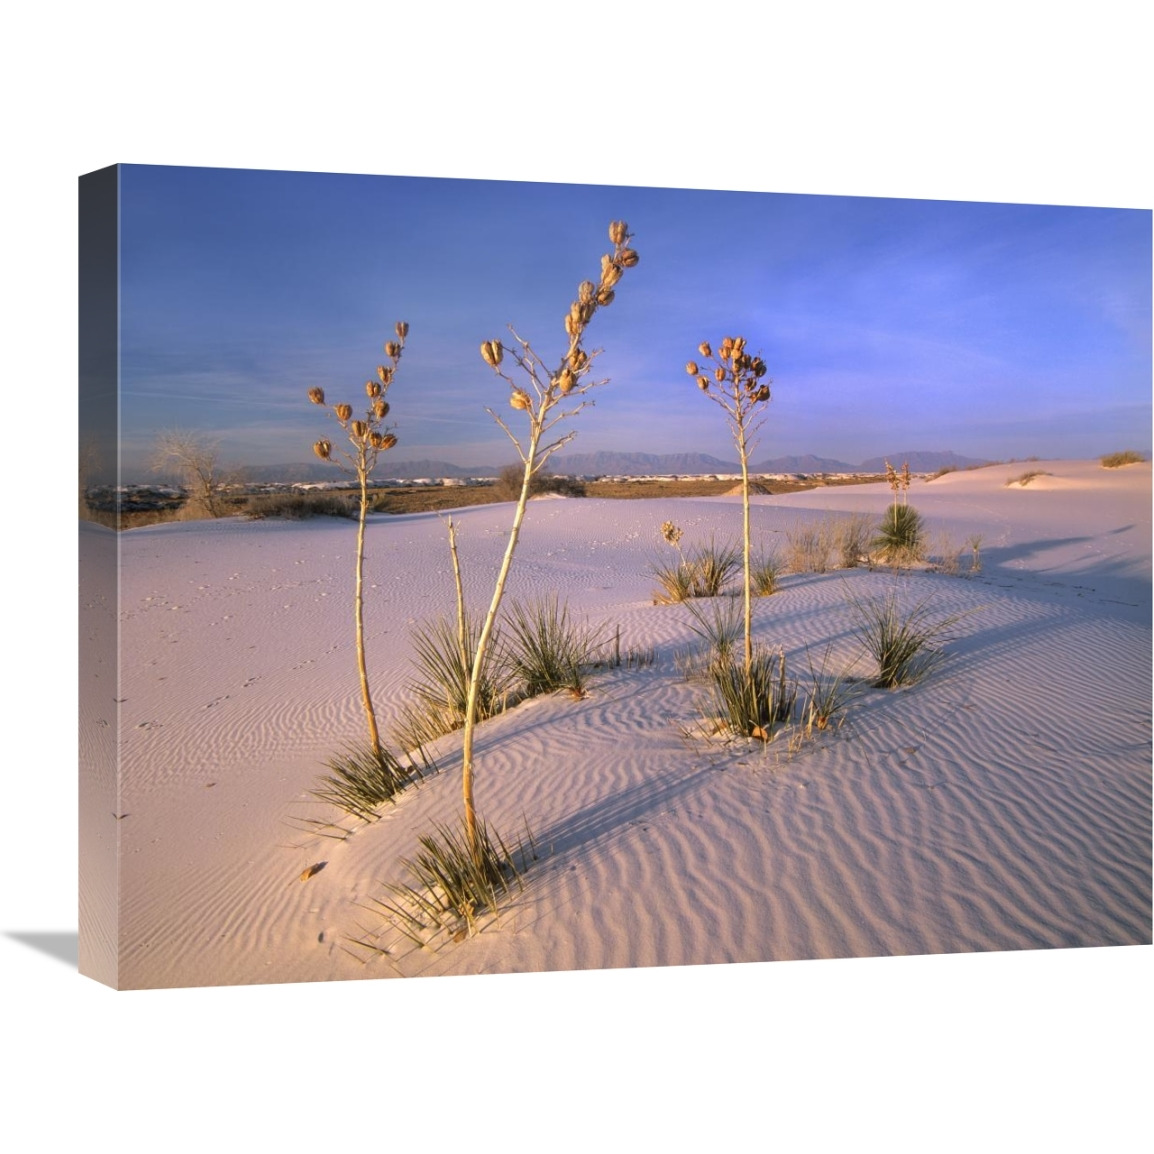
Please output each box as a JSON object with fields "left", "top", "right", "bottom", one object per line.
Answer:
{"left": 2, "top": 3, "right": 1149, "bottom": 1148}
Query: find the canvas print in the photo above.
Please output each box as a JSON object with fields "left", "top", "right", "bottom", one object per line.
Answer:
{"left": 79, "top": 165, "right": 1152, "bottom": 990}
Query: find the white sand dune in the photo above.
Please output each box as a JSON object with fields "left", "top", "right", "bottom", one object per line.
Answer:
{"left": 96, "top": 459, "right": 1151, "bottom": 989}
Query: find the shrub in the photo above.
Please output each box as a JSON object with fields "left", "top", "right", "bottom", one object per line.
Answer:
{"left": 928, "top": 464, "right": 959, "bottom": 481}
{"left": 1100, "top": 449, "right": 1145, "bottom": 468}
{"left": 784, "top": 520, "right": 834, "bottom": 573}
{"left": 967, "top": 534, "right": 983, "bottom": 574}
{"left": 849, "top": 592, "right": 965, "bottom": 688}
{"left": 931, "top": 531, "right": 964, "bottom": 576}
{"left": 871, "top": 504, "right": 926, "bottom": 566}
{"left": 1005, "top": 470, "right": 1049, "bottom": 487}
{"left": 503, "top": 594, "right": 603, "bottom": 698}
{"left": 492, "top": 463, "right": 586, "bottom": 500}
{"left": 833, "top": 513, "right": 874, "bottom": 569}
{"left": 706, "top": 647, "right": 797, "bottom": 742}
{"left": 243, "top": 492, "right": 356, "bottom": 519}
{"left": 309, "top": 743, "right": 426, "bottom": 823}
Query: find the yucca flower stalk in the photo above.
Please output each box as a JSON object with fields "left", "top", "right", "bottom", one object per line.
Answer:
{"left": 458, "top": 221, "right": 639, "bottom": 862}
{"left": 685, "top": 335, "right": 772, "bottom": 672}
{"left": 307, "top": 322, "right": 408, "bottom": 756}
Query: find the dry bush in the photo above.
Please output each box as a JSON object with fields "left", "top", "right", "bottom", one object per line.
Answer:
{"left": 1005, "top": 470, "right": 1049, "bottom": 487}
{"left": 243, "top": 492, "right": 356, "bottom": 519}
{"left": 1100, "top": 449, "right": 1145, "bottom": 468}
{"left": 832, "top": 513, "right": 874, "bottom": 568}
{"left": 784, "top": 520, "right": 834, "bottom": 573}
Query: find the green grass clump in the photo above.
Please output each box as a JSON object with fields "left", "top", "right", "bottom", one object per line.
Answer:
{"left": 849, "top": 592, "right": 965, "bottom": 688}
{"left": 309, "top": 743, "right": 425, "bottom": 822}
{"left": 503, "top": 594, "right": 603, "bottom": 698}
{"left": 707, "top": 646, "right": 798, "bottom": 742}
{"left": 379, "top": 817, "right": 535, "bottom": 942}
{"left": 1100, "top": 449, "right": 1145, "bottom": 468}
{"left": 871, "top": 504, "right": 926, "bottom": 567}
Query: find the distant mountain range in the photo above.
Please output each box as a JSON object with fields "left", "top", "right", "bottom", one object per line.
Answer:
{"left": 236, "top": 449, "right": 990, "bottom": 484}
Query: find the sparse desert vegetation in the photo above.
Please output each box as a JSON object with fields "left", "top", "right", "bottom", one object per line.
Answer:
{"left": 1100, "top": 449, "right": 1145, "bottom": 468}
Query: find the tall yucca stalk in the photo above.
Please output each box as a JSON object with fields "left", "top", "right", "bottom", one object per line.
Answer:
{"left": 685, "top": 335, "right": 772, "bottom": 672}
{"left": 307, "top": 323, "right": 408, "bottom": 756}
{"left": 458, "top": 221, "right": 639, "bottom": 862}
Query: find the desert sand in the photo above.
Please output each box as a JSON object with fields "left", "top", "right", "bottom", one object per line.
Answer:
{"left": 88, "top": 459, "right": 1151, "bottom": 989}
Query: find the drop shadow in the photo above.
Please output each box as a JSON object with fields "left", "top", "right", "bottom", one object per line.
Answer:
{"left": 6, "top": 931, "right": 79, "bottom": 968}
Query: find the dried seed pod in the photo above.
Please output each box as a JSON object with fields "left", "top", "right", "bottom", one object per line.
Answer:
{"left": 307, "top": 386, "right": 326, "bottom": 405}
{"left": 313, "top": 439, "right": 332, "bottom": 460}
{"left": 557, "top": 367, "right": 576, "bottom": 394}
{"left": 714, "top": 367, "right": 725, "bottom": 383}
{"left": 569, "top": 348, "right": 589, "bottom": 372}
{"left": 617, "top": 248, "right": 639, "bottom": 268}
{"left": 698, "top": 342, "right": 712, "bottom": 359}
{"left": 720, "top": 337, "right": 734, "bottom": 356}
{"left": 480, "top": 340, "right": 503, "bottom": 367}
{"left": 754, "top": 385, "right": 770, "bottom": 402}
{"left": 685, "top": 361, "right": 699, "bottom": 376}
{"left": 351, "top": 420, "right": 368, "bottom": 438}
{"left": 564, "top": 312, "right": 579, "bottom": 338}
{"left": 373, "top": 400, "right": 390, "bottom": 419}
{"left": 752, "top": 358, "right": 767, "bottom": 378}
{"left": 510, "top": 388, "right": 532, "bottom": 411}
{"left": 600, "top": 255, "right": 623, "bottom": 290}
{"left": 578, "top": 279, "right": 596, "bottom": 303}
{"left": 596, "top": 288, "right": 615, "bottom": 306}
{"left": 377, "top": 365, "right": 394, "bottom": 385}
{"left": 378, "top": 432, "right": 397, "bottom": 450}
{"left": 366, "top": 380, "right": 382, "bottom": 398}
{"left": 384, "top": 341, "right": 402, "bottom": 360}
{"left": 334, "top": 403, "right": 353, "bottom": 422}
{"left": 697, "top": 376, "right": 710, "bottom": 391}
{"left": 732, "top": 336, "right": 746, "bottom": 353}
{"left": 395, "top": 321, "right": 409, "bottom": 339}
{"left": 609, "top": 220, "right": 628, "bottom": 245}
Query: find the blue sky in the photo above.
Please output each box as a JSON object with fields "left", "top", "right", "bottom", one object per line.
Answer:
{"left": 118, "top": 164, "right": 1151, "bottom": 476}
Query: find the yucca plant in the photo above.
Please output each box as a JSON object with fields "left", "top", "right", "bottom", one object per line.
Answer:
{"left": 503, "top": 593, "right": 603, "bottom": 699}
{"left": 849, "top": 592, "right": 966, "bottom": 688}
{"left": 801, "top": 647, "right": 855, "bottom": 735}
{"left": 707, "top": 646, "right": 797, "bottom": 742}
{"left": 394, "top": 612, "right": 512, "bottom": 754}
{"left": 684, "top": 595, "right": 743, "bottom": 670}
{"left": 751, "top": 549, "right": 782, "bottom": 596}
{"left": 377, "top": 817, "right": 536, "bottom": 944}
{"left": 309, "top": 743, "right": 426, "bottom": 823}
{"left": 306, "top": 323, "right": 408, "bottom": 757}
{"left": 872, "top": 503, "right": 926, "bottom": 567}
{"left": 651, "top": 524, "right": 741, "bottom": 602}
{"left": 455, "top": 220, "right": 639, "bottom": 865}
{"left": 685, "top": 336, "right": 773, "bottom": 672}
